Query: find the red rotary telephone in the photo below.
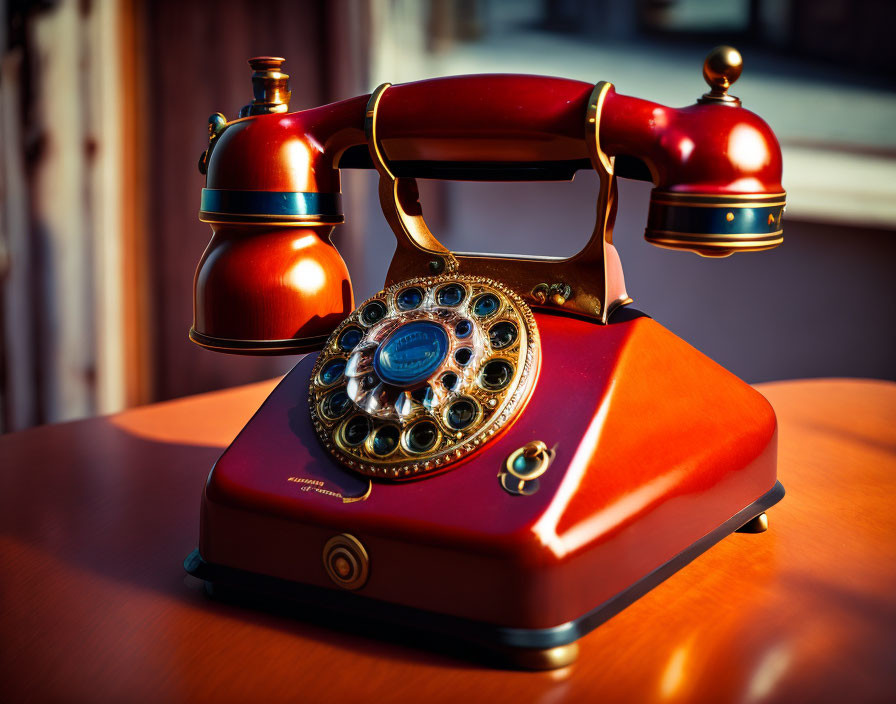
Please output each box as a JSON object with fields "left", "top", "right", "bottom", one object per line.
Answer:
{"left": 185, "top": 47, "right": 785, "bottom": 669}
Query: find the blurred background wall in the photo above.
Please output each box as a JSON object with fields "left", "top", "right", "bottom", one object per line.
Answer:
{"left": 1, "top": 0, "right": 894, "bottom": 432}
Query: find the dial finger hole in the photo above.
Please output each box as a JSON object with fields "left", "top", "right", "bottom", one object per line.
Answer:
{"left": 488, "top": 321, "right": 518, "bottom": 350}
{"left": 338, "top": 327, "right": 363, "bottom": 351}
{"left": 445, "top": 398, "right": 478, "bottom": 430}
{"left": 454, "top": 348, "right": 473, "bottom": 366}
{"left": 472, "top": 293, "right": 500, "bottom": 318}
{"left": 436, "top": 283, "right": 465, "bottom": 307}
{"left": 481, "top": 360, "right": 513, "bottom": 391}
{"left": 322, "top": 389, "right": 351, "bottom": 420}
{"left": 396, "top": 286, "right": 424, "bottom": 311}
{"left": 318, "top": 358, "right": 346, "bottom": 387}
{"left": 454, "top": 320, "right": 473, "bottom": 338}
{"left": 360, "top": 300, "right": 387, "bottom": 325}
{"left": 370, "top": 425, "right": 400, "bottom": 456}
{"left": 405, "top": 420, "right": 439, "bottom": 454}
{"left": 340, "top": 415, "right": 371, "bottom": 447}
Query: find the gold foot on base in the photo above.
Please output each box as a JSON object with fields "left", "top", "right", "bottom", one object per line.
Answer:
{"left": 502, "top": 642, "right": 580, "bottom": 670}
{"left": 736, "top": 512, "right": 769, "bottom": 533}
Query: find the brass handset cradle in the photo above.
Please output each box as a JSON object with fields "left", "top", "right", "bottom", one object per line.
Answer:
{"left": 366, "top": 81, "right": 630, "bottom": 324}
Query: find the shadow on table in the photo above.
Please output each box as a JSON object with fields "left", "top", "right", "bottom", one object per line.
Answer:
{"left": 0, "top": 417, "right": 535, "bottom": 674}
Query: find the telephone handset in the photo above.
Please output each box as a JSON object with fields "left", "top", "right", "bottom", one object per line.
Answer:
{"left": 186, "top": 47, "right": 785, "bottom": 668}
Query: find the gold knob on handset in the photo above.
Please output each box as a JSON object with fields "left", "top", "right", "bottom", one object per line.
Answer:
{"left": 239, "top": 56, "right": 291, "bottom": 117}
{"left": 698, "top": 45, "right": 743, "bottom": 107}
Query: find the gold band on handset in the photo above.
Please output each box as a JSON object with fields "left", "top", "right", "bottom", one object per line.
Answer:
{"left": 365, "top": 82, "right": 395, "bottom": 180}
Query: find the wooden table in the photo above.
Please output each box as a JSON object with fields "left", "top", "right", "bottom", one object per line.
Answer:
{"left": 1, "top": 377, "right": 894, "bottom": 703}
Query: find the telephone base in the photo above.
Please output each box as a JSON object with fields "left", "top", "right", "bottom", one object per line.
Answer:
{"left": 187, "top": 313, "right": 783, "bottom": 668}
{"left": 185, "top": 481, "right": 782, "bottom": 669}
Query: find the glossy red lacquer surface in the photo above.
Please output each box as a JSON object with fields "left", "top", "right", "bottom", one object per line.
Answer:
{"left": 601, "top": 90, "right": 783, "bottom": 195}
{"left": 204, "top": 75, "right": 783, "bottom": 198}
{"left": 375, "top": 75, "right": 594, "bottom": 164}
{"left": 374, "top": 76, "right": 783, "bottom": 195}
{"left": 200, "top": 314, "right": 777, "bottom": 629}
{"left": 195, "top": 74, "right": 785, "bottom": 347}
{"left": 192, "top": 225, "right": 353, "bottom": 344}
{"left": 196, "top": 71, "right": 785, "bottom": 347}
{"left": 205, "top": 95, "right": 369, "bottom": 193}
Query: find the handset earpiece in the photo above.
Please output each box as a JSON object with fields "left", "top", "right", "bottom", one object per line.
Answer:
{"left": 639, "top": 47, "right": 785, "bottom": 256}
{"left": 191, "top": 58, "right": 361, "bottom": 355}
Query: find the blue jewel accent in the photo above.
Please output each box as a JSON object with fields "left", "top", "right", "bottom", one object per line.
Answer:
{"left": 342, "top": 416, "right": 370, "bottom": 446}
{"left": 454, "top": 320, "right": 472, "bottom": 338}
{"left": 373, "top": 321, "right": 449, "bottom": 388}
{"left": 396, "top": 287, "right": 424, "bottom": 310}
{"left": 437, "top": 284, "right": 465, "bottom": 306}
{"left": 323, "top": 390, "right": 351, "bottom": 419}
{"left": 319, "top": 359, "right": 345, "bottom": 385}
{"left": 372, "top": 426, "right": 399, "bottom": 455}
{"left": 473, "top": 294, "right": 499, "bottom": 317}
{"left": 338, "top": 327, "right": 362, "bottom": 351}
{"left": 513, "top": 453, "right": 541, "bottom": 474}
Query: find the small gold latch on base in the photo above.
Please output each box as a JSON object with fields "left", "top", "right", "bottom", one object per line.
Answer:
{"left": 499, "top": 440, "right": 555, "bottom": 496}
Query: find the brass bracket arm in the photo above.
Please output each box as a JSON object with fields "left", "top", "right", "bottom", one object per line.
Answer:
{"left": 198, "top": 112, "right": 227, "bottom": 175}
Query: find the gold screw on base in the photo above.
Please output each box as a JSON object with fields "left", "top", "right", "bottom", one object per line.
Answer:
{"left": 531, "top": 283, "right": 571, "bottom": 307}
{"left": 333, "top": 556, "right": 352, "bottom": 578}
{"left": 549, "top": 283, "right": 572, "bottom": 306}
{"left": 323, "top": 534, "right": 370, "bottom": 589}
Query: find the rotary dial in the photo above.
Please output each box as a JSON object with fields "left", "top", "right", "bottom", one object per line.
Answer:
{"left": 309, "top": 275, "right": 540, "bottom": 480}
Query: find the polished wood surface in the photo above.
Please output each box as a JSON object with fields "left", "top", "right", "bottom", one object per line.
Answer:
{"left": 1, "top": 377, "right": 893, "bottom": 702}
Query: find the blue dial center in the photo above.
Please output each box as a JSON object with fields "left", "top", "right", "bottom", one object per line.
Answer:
{"left": 373, "top": 321, "right": 449, "bottom": 388}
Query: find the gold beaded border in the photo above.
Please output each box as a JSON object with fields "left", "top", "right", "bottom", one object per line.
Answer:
{"left": 308, "top": 274, "right": 541, "bottom": 480}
